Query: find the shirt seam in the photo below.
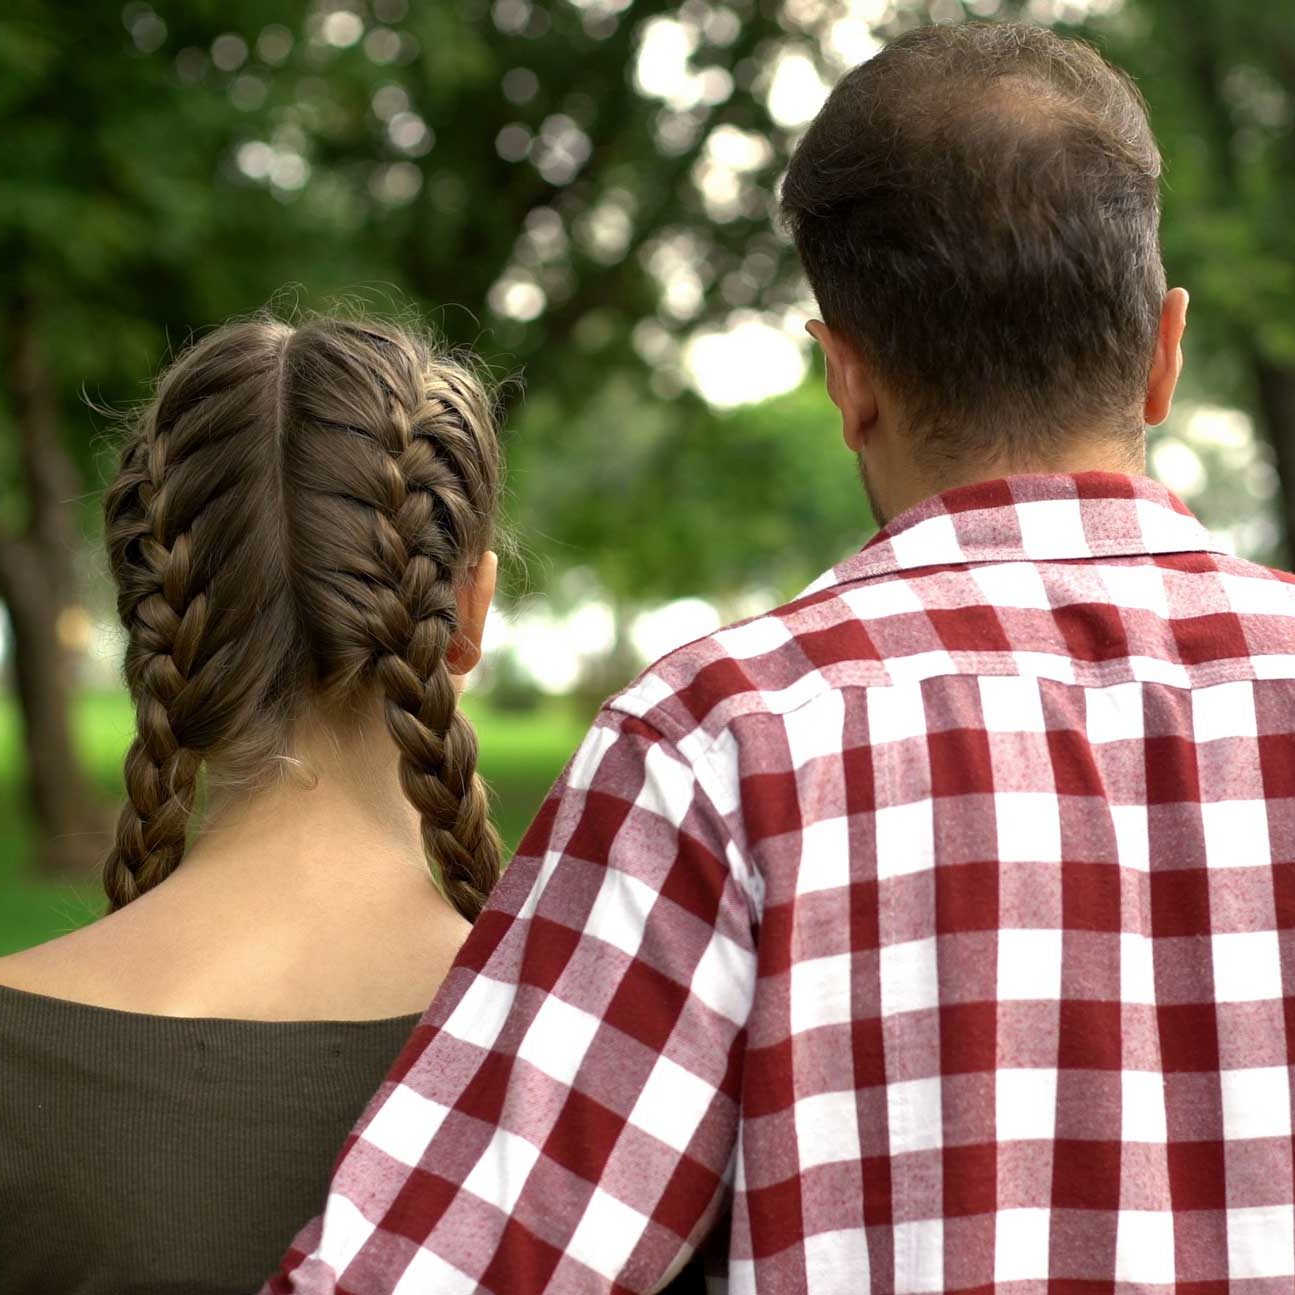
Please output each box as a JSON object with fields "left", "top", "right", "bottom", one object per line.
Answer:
{"left": 601, "top": 702, "right": 762, "bottom": 927}
{"left": 821, "top": 540, "right": 1227, "bottom": 595}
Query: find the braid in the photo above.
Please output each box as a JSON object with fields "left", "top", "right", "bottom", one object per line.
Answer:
{"left": 101, "top": 324, "right": 293, "bottom": 910}
{"left": 102, "top": 408, "right": 207, "bottom": 906}
{"left": 378, "top": 393, "right": 502, "bottom": 920}
{"left": 284, "top": 321, "right": 504, "bottom": 921}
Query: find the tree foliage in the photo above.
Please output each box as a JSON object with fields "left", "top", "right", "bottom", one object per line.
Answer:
{"left": 1, "top": 0, "right": 864, "bottom": 595}
{"left": 3, "top": 0, "right": 1295, "bottom": 869}
{"left": 1081, "top": 0, "right": 1295, "bottom": 554}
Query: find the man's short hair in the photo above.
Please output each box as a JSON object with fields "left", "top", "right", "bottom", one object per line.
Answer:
{"left": 781, "top": 22, "right": 1166, "bottom": 462}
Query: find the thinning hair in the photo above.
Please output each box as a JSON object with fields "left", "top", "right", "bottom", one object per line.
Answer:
{"left": 781, "top": 22, "right": 1166, "bottom": 463}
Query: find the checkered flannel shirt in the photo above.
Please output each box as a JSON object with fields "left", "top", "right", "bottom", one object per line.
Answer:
{"left": 269, "top": 472, "right": 1295, "bottom": 1294}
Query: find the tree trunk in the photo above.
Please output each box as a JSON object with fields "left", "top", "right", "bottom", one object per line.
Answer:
{"left": 1253, "top": 355, "right": 1295, "bottom": 568}
{"left": 2, "top": 292, "right": 106, "bottom": 877}
{"left": 0, "top": 546, "right": 103, "bottom": 875}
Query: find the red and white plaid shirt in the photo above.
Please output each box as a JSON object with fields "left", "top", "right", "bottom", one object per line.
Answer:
{"left": 270, "top": 473, "right": 1295, "bottom": 1294}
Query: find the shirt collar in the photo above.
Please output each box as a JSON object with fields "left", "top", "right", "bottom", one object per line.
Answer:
{"left": 807, "top": 472, "right": 1226, "bottom": 595}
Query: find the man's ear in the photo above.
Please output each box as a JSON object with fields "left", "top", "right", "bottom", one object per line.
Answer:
{"left": 1145, "top": 287, "right": 1189, "bottom": 427}
{"left": 806, "top": 320, "right": 878, "bottom": 451}
{"left": 447, "top": 550, "right": 498, "bottom": 676}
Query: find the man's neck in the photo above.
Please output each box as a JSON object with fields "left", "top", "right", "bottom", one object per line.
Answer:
{"left": 875, "top": 436, "right": 1146, "bottom": 527}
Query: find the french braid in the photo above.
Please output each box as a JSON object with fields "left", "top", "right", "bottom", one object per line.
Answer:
{"left": 281, "top": 321, "right": 503, "bottom": 920}
{"left": 101, "top": 324, "right": 296, "bottom": 909}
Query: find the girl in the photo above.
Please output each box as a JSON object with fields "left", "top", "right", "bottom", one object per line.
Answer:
{"left": 0, "top": 314, "right": 503, "bottom": 1293}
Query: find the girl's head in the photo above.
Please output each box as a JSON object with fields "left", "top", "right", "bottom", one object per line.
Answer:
{"left": 102, "top": 314, "right": 503, "bottom": 920}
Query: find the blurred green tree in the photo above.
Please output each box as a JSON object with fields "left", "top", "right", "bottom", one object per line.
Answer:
{"left": 0, "top": 0, "right": 846, "bottom": 873}
{"left": 0, "top": 1, "right": 313, "bottom": 871}
{"left": 5, "top": 0, "right": 1293, "bottom": 878}
{"left": 0, "top": 0, "right": 380, "bottom": 871}
{"left": 1080, "top": 0, "right": 1295, "bottom": 559}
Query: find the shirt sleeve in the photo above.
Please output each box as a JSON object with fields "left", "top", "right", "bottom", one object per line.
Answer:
{"left": 266, "top": 705, "right": 758, "bottom": 1295}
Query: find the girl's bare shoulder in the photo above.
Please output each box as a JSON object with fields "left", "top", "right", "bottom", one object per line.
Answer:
{"left": 0, "top": 918, "right": 122, "bottom": 1007}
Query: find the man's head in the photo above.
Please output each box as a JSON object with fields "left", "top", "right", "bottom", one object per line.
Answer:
{"left": 782, "top": 22, "right": 1187, "bottom": 523}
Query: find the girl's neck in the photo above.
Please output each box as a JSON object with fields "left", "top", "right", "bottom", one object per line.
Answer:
{"left": 187, "top": 708, "right": 429, "bottom": 891}
{"left": 0, "top": 707, "right": 472, "bottom": 1022}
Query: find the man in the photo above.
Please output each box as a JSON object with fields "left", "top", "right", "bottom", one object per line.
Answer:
{"left": 271, "top": 21, "right": 1295, "bottom": 1293}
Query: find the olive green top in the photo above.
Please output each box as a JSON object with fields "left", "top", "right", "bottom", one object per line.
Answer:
{"left": 0, "top": 983, "right": 420, "bottom": 1295}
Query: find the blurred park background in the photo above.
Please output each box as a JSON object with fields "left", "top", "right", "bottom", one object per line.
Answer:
{"left": 1, "top": 0, "right": 1293, "bottom": 952}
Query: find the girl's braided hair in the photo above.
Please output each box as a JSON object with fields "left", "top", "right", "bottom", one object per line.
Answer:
{"left": 101, "top": 314, "right": 503, "bottom": 921}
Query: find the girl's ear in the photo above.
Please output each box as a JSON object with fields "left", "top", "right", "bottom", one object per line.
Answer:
{"left": 447, "top": 551, "right": 498, "bottom": 675}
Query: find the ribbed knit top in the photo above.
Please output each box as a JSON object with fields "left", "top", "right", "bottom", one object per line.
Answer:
{"left": 0, "top": 983, "right": 419, "bottom": 1294}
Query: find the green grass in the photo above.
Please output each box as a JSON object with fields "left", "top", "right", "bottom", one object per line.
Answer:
{"left": 0, "top": 692, "right": 592, "bottom": 956}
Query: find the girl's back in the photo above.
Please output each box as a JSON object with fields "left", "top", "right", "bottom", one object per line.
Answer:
{"left": 0, "top": 983, "right": 416, "bottom": 1294}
